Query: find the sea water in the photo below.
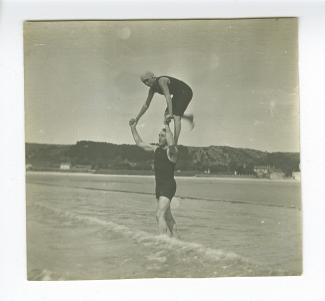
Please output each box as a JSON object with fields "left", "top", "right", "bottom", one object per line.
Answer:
{"left": 26, "top": 172, "right": 302, "bottom": 280}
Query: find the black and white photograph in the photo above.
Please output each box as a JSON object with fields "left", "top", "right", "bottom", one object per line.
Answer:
{"left": 24, "top": 18, "right": 301, "bottom": 280}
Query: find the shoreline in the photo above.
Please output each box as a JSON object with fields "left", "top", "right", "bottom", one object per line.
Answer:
{"left": 26, "top": 170, "right": 300, "bottom": 183}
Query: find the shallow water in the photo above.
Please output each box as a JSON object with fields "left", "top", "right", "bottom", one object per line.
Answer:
{"left": 26, "top": 172, "right": 302, "bottom": 280}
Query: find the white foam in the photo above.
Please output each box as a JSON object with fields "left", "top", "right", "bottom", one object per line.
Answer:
{"left": 34, "top": 203, "right": 247, "bottom": 264}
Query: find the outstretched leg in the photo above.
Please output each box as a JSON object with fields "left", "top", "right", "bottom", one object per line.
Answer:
{"left": 156, "top": 196, "right": 171, "bottom": 236}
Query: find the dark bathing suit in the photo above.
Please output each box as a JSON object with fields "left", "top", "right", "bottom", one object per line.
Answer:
{"left": 154, "top": 146, "right": 176, "bottom": 201}
{"left": 151, "top": 76, "right": 193, "bottom": 117}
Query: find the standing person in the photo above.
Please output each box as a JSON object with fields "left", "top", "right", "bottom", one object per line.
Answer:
{"left": 134, "top": 71, "right": 194, "bottom": 145}
{"left": 129, "top": 117, "right": 178, "bottom": 237}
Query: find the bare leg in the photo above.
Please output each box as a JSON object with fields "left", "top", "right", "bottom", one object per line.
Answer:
{"left": 156, "top": 196, "right": 172, "bottom": 236}
{"left": 165, "top": 206, "right": 178, "bottom": 238}
{"left": 173, "top": 115, "right": 181, "bottom": 145}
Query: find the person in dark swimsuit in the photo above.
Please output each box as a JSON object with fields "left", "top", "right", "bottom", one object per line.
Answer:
{"left": 129, "top": 116, "right": 178, "bottom": 237}
{"left": 134, "top": 71, "right": 194, "bottom": 145}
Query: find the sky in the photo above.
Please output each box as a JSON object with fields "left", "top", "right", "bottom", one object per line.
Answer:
{"left": 24, "top": 19, "right": 299, "bottom": 152}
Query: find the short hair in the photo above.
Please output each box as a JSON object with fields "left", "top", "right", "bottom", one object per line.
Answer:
{"left": 161, "top": 128, "right": 166, "bottom": 132}
{"left": 140, "top": 71, "right": 155, "bottom": 83}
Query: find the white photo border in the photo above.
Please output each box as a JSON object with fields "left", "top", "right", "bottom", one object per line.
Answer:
{"left": 1, "top": 0, "right": 325, "bottom": 300}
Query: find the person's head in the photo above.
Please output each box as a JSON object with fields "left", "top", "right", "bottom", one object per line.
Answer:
{"left": 158, "top": 128, "right": 167, "bottom": 146}
{"left": 140, "top": 71, "right": 156, "bottom": 87}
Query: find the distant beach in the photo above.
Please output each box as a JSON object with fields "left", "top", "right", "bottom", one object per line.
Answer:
{"left": 26, "top": 170, "right": 299, "bottom": 183}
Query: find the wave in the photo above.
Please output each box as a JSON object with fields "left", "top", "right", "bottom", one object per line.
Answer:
{"left": 32, "top": 203, "right": 287, "bottom": 277}
{"left": 34, "top": 203, "right": 247, "bottom": 263}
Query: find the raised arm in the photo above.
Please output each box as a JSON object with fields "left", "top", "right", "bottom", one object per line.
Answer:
{"left": 164, "top": 119, "right": 175, "bottom": 146}
{"left": 135, "top": 89, "right": 154, "bottom": 123}
{"left": 158, "top": 77, "right": 173, "bottom": 117}
{"left": 129, "top": 118, "right": 156, "bottom": 152}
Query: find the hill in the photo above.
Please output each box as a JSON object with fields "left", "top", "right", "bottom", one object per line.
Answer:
{"left": 25, "top": 141, "right": 300, "bottom": 176}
